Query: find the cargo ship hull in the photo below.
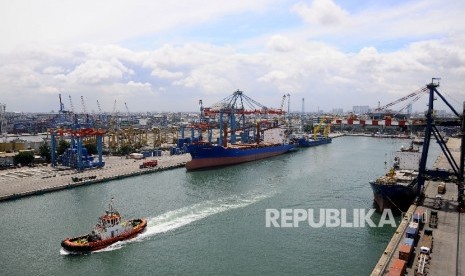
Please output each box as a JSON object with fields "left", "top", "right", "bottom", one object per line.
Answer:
{"left": 186, "top": 143, "right": 294, "bottom": 170}
{"left": 369, "top": 179, "right": 417, "bottom": 212}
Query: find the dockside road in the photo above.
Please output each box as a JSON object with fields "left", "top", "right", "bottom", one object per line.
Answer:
{"left": 0, "top": 154, "right": 191, "bottom": 202}
{"left": 371, "top": 138, "right": 465, "bottom": 275}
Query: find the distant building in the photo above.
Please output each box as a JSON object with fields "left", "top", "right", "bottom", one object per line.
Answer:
{"left": 331, "top": 108, "right": 343, "bottom": 115}
{"left": 352, "top": 105, "right": 370, "bottom": 115}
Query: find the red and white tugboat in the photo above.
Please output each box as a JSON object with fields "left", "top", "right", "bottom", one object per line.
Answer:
{"left": 61, "top": 199, "right": 147, "bottom": 253}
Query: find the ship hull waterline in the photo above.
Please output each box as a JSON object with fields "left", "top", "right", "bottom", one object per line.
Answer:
{"left": 186, "top": 144, "right": 294, "bottom": 171}
{"left": 369, "top": 180, "right": 418, "bottom": 213}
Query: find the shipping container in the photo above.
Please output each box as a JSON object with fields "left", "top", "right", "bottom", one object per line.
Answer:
{"left": 388, "top": 259, "right": 407, "bottom": 276}
{"left": 403, "top": 237, "right": 414, "bottom": 247}
{"left": 399, "top": 244, "right": 413, "bottom": 261}
{"left": 413, "top": 208, "right": 426, "bottom": 224}
{"left": 406, "top": 227, "right": 418, "bottom": 239}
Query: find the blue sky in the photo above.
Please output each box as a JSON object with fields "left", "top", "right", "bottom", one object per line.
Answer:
{"left": 0, "top": 0, "right": 464, "bottom": 113}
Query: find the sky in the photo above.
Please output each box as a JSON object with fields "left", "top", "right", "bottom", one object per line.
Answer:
{"left": 1, "top": 0, "right": 465, "bottom": 113}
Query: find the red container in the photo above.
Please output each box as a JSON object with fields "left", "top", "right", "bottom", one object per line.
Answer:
{"left": 399, "top": 244, "right": 413, "bottom": 261}
{"left": 388, "top": 259, "right": 406, "bottom": 276}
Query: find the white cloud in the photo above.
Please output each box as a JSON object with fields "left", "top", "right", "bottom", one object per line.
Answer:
{"left": 67, "top": 59, "right": 133, "bottom": 84}
{"left": 1, "top": 1, "right": 465, "bottom": 112}
{"left": 292, "top": 0, "right": 350, "bottom": 26}
{"left": 0, "top": 0, "right": 280, "bottom": 53}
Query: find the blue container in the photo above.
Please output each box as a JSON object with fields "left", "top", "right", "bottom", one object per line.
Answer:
{"left": 177, "top": 138, "right": 185, "bottom": 148}
{"left": 403, "top": 238, "right": 414, "bottom": 246}
{"left": 141, "top": 151, "right": 152, "bottom": 158}
{"left": 406, "top": 227, "right": 418, "bottom": 239}
{"left": 184, "top": 137, "right": 191, "bottom": 144}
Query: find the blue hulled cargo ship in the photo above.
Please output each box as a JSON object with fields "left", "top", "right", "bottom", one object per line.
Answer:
{"left": 295, "top": 136, "right": 332, "bottom": 147}
{"left": 186, "top": 127, "right": 294, "bottom": 170}
{"left": 186, "top": 142, "right": 294, "bottom": 170}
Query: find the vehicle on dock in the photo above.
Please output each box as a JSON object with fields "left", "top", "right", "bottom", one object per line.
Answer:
{"left": 61, "top": 199, "right": 147, "bottom": 253}
{"left": 420, "top": 229, "right": 433, "bottom": 252}
{"left": 71, "top": 175, "right": 97, "bottom": 182}
{"left": 416, "top": 246, "right": 431, "bottom": 276}
{"left": 429, "top": 211, "right": 438, "bottom": 228}
{"left": 139, "top": 160, "right": 158, "bottom": 169}
{"left": 433, "top": 195, "right": 442, "bottom": 210}
{"left": 438, "top": 182, "right": 446, "bottom": 194}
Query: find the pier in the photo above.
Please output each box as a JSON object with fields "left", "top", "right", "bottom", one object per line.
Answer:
{"left": 371, "top": 138, "right": 465, "bottom": 275}
{"left": 0, "top": 154, "right": 190, "bottom": 202}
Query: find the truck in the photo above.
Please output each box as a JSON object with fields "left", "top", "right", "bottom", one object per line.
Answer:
{"left": 420, "top": 229, "right": 433, "bottom": 252}
{"left": 438, "top": 182, "right": 446, "bottom": 194}
{"left": 139, "top": 160, "right": 158, "bottom": 169}
{"left": 413, "top": 207, "right": 426, "bottom": 225}
{"left": 429, "top": 211, "right": 438, "bottom": 228}
{"left": 433, "top": 195, "right": 442, "bottom": 210}
{"left": 416, "top": 247, "right": 431, "bottom": 276}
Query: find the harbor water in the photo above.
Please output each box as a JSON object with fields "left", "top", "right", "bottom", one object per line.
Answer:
{"left": 0, "top": 136, "right": 439, "bottom": 275}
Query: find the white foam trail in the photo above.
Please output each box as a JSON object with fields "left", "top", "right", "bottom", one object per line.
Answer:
{"left": 62, "top": 191, "right": 273, "bottom": 254}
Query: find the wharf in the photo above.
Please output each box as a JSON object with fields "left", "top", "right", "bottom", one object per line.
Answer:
{"left": 371, "top": 138, "right": 465, "bottom": 275}
{"left": 0, "top": 154, "right": 191, "bottom": 202}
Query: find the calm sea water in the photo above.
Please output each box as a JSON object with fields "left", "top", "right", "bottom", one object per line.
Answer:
{"left": 0, "top": 137, "right": 439, "bottom": 275}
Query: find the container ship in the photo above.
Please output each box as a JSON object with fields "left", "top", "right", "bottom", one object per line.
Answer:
{"left": 186, "top": 128, "right": 294, "bottom": 170}
{"left": 291, "top": 118, "right": 332, "bottom": 148}
{"left": 369, "top": 147, "right": 421, "bottom": 212}
{"left": 294, "top": 135, "right": 332, "bottom": 147}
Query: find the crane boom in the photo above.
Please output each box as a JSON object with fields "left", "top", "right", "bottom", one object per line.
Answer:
{"left": 375, "top": 87, "right": 428, "bottom": 111}
{"left": 68, "top": 95, "right": 75, "bottom": 114}
{"left": 80, "top": 96, "right": 87, "bottom": 114}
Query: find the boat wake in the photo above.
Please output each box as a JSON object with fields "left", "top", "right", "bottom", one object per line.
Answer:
{"left": 60, "top": 191, "right": 273, "bottom": 255}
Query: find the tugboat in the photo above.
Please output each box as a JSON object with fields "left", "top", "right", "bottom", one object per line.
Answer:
{"left": 61, "top": 199, "right": 147, "bottom": 253}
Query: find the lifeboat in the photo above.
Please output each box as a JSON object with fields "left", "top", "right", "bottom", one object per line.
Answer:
{"left": 61, "top": 199, "right": 147, "bottom": 253}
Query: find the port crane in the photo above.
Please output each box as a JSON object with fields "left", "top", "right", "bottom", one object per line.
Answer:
{"left": 416, "top": 78, "right": 464, "bottom": 211}
{"left": 202, "top": 90, "right": 286, "bottom": 146}
{"left": 0, "top": 103, "right": 6, "bottom": 143}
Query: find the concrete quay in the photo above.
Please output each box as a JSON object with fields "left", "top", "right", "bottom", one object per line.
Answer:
{"left": 0, "top": 154, "right": 191, "bottom": 202}
{"left": 371, "top": 138, "right": 464, "bottom": 275}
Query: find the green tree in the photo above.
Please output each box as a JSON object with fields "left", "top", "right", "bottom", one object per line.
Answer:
{"left": 303, "top": 124, "right": 313, "bottom": 133}
{"left": 39, "top": 143, "right": 51, "bottom": 162}
{"left": 118, "top": 144, "right": 133, "bottom": 155}
{"left": 84, "top": 143, "right": 98, "bottom": 155}
{"left": 14, "top": 151, "right": 34, "bottom": 166}
{"left": 57, "top": 140, "right": 71, "bottom": 155}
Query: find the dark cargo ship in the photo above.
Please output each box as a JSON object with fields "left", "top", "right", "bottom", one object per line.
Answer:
{"left": 369, "top": 148, "right": 421, "bottom": 212}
